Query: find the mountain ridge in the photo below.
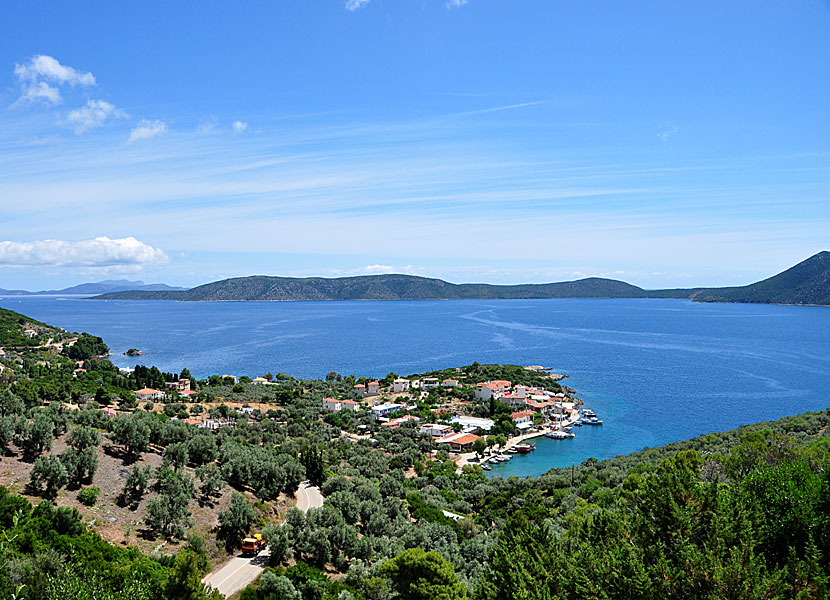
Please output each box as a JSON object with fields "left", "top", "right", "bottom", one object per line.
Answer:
{"left": 89, "top": 251, "right": 830, "bottom": 305}
{"left": 0, "top": 279, "right": 185, "bottom": 296}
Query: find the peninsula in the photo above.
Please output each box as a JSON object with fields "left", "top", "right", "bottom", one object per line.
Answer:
{"left": 91, "top": 251, "right": 830, "bottom": 306}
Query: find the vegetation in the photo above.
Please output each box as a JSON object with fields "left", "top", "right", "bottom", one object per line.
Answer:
{"left": 1, "top": 306, "right": 829, "bottom": 599}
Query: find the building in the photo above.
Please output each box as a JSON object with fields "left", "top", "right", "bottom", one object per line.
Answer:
{"left": 436, "top": 432, "right": 481, "bottom": 452}
{"left": 527, "top": 400, "right": 558, "bottom": 417}
{"left": 101, "top": 407, "right": 117, "bottom": 419}
{"left": 474, "top": 382, "right": 499, "bottom": 401}
{"left": 421, "top": 377, "right": 439, "bottom": 390}
{"left": 419, "top": 423, "right": 454, "bottom": 437}
{"left": 164, "top": 379, "right": 191, "bottom": 392}
{"left": 118, "top": 367, "right": 134, "bottom": 375}
{"left": 72, "top": 368, "right": 86, "bottom": 377}
{"left": 383, "top": 415, "right": 420, "bottom": 429}
{"left": 370, "top": 402, "right": 402, "bottom": 419}
{"left": 251, "top": 376, "right": 269, "bottom": 385}
{"left": 500, "top": 394, "right": 529, "bottom": 409}
{"left": 322, "top": 398, "right": 361, "bottom": 412}
{"left": 449, "top": 415, "right": 495, "bottom": 433}
{"left": 392, "top": 378, "right": 410, "bottom": 393}
{"left": 179, "top": 389, "right": 199, "bottom": 400}
{"left": 221, "top": 375, "right": 238, "bottom": 384}
{"left": 354, "top": 381, "right": 381, "bottom": 397}
{"left": 23, "top": 329, "right": 37, "bottom": 339}
{"left": 0, "top": 348, "right": 5, "bottom": 357}
{"left": 511, "top": 409, "right": 536, "bottom": 430}
{"left": 135, "top": 388, "right": 165, "bottom": 401}
{"left": 441, "top": 379, "right": 460, "bottom": 388}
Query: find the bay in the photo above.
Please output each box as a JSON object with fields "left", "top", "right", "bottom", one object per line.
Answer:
{"left": 2, "top": 295, "right": 828, "bottom": 477}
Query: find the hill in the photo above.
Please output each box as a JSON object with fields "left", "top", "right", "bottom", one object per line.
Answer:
{"left": 692, "top": 251, "right": 830, "bottom": 305}
{"left": 0, "top": 279, "right": 185, "bottom": 296}
{"left": 0, "top": 306, "right": 69, "bottom": 347}
{"left": 87, "top": 251, "right": 830, "bottom": 306}
{"left": 92, "top": 274, "right": 648, "bottom": 301}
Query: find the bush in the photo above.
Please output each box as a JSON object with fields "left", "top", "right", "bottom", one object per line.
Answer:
{"left": 77, "top": 486, "right": 100, "bottom": 506}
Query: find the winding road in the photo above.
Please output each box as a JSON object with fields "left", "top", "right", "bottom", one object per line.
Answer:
{"left": 203, "top": 481, "right": 323, "bottom": 598}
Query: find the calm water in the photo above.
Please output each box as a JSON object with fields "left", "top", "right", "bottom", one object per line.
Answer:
{"left": 2, "top": 295, "right": 829, "bottom": 477}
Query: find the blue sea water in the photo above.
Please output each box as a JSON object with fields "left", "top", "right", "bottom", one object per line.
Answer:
{"left": 2, "top": 295, "right": 829, "bottom": 477}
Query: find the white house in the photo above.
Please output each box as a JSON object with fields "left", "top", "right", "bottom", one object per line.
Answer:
{"left": 366, "top": 380, "right": 380, "bottom": 396}
{"left": 501, "top": 394, "right": 529, "bottom": 409}
{"left": 370, "top": 402, "right": 402, "bottom": 419}
{"left": 383, "top": 415, "right": 420, "bottom": 428}
{"left": 421, "top": 377, "right": 439, "bottom": 390}
{"left": 419, "top": 423, "right": 454, "bottom": 437}
{"left": 441, "top": 379, "right": 460, "bottom": 388}
{"left": 322, "top": 398, "right": 361, "bottom": 412}
{"left": 164, "top": 379, "right": 191, "bottom": 392}
{"left": 436, "top": 432, "right": 481, "bottom": 452}
{"left": 135, "top": 387, "right": 165, "bottom": 401}
{"left": 475, "top": 382, "right": 498, "bottom": 401}
{"left": 392, "top": 378, "right": 410, "bottom": 393}
{"left": 449, "top": 415, "right": 495, "bottom": 432}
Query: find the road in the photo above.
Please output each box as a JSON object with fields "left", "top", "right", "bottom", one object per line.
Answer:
{"left": 203, "top": 481, "right": 323, "bottom": 598}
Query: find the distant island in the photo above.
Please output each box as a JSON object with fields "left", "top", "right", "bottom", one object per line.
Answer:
{"left": 0, "top": 279, "right": 186, "bottom": 296}
{"left": 90, "top": 251, "right": 830, "bottom": 306}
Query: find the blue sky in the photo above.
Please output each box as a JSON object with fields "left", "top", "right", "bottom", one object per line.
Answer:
{"left": 1, "top": 1, "right": 829, "bottom": 290}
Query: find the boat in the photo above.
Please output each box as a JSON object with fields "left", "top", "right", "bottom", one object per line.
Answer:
{"left": 573, "top": 420, "right": 582, "bottom": 427}
{"left": 514, "top": 443, "right": 535, "bottom": 453}
{"left": 505, "top": 448, "right": 518, "bottom": 454}
{"left": 481, "top": 463, "right": 492, "bottom": 470}
{"left": 545, "top": 430, "right": 568, "bottom": 439}
{"left": 499, "top": 454, "right": 512, "bottom": 461}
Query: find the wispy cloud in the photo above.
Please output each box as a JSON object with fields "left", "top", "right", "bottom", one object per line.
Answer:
{"left": 66, "top": 99, "right": 127, "bottom": 134}
{"left": 197, "top": 114, "right": 219, "bottom": 134}
{"left": 658, "top": 124, "right": 679, "bottom": 142}
{"left": 345, "top": 0, "right": 370, "bottom": 12}
{"left": 232, "top": 120, "right": 248, "bottom": 134}
{"left": 13, "top": 55, "right": 95, "bottom": 106}
{"left": 128, "top": 119, "right": 168, "bottom": 143}
{"left": 0, "top": 237, "right": 168, "bottom": 268}
{"left": 446, "top": 0, "right": 469, "bottom": 8}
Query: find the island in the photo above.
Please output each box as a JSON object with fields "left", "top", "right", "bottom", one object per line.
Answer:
{"left": 124, "top": 348, "right": 143, "bottom": 356}
{"left": 90, "top": 251, "right": 830, "bottom": 306}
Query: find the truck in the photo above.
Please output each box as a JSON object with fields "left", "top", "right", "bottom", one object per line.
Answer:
{"left": 240, "top": 533, "right": 265, "bottom": 556}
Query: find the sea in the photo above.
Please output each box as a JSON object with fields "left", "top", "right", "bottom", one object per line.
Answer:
{"left": 2, "top": 295, "right": 829, "bottom": 478}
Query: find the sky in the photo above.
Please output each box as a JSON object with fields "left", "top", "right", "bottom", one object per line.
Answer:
{"left": 1, "top": 1, "right": 829, "bottom": 290}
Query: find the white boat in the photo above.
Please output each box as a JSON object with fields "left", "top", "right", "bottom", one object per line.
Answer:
{"left": 545, "top": 430, "right": 570, "bottom": 439}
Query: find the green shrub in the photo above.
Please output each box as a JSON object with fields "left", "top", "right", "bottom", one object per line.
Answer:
{"left": 77, "top": 486, "right": 100, "bottom": 506}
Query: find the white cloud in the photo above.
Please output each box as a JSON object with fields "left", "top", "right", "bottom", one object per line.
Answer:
{"left": 128, "top": 119, "right": 167, "bottom": 143}
{"left": 446, "top": 0, "right": 469, "bottom": 7}
{"left": 658, "top": 124, "right": 679, "bottom": 142}
{"left": 66, "top": 99, "right": 127, "bottom": 134}
{"left": 0, "top": 237, "right": 169, "bottom": 268}
{"left": 13, "top": 55, "right": 95, "bottom": 105}
{"left": 197, "top": 114, "right": 219, "bottom": 134}
{"left": 346, "top": 0, "right": 370, "bottom": 11}
{"left": 232, "top": 120, "right": 248, "bottom": 134}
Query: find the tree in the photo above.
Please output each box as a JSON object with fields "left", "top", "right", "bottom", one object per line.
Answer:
{"left": 94, "top": 387, "right": 111, "bottom": 406}
{"left": 110, "top": 415, "right": 150, "bottom": 459}
{"left": 146, "top": 492, "right": 192, "bottom": 539}
{"left": 258, "top": 570, "right": 300, "bottom": 600}
{"left": 119, "top": 464, "right": 152, "bottom": 506}
{"left": 263, "top": 524, "right": 291, "bottom": 563}
{"left": 218, "top": 493, "right": 255, "bottom": 546}
{"left": 60, "top": 446, "right": 98, "bottom": 485}
{"left": 472, "top": 438, "right": 487, "bottom": 458}
{"left": 67, "top": 425, "right": 100, "bottom": 451}
{"left": 67, "top": 333, "right": 109, "bottom": 361}
{"left": 163, "top": 442, "right": 189, "bottom": 471}
{"left": 15, "top": 412, "right": 54, "bottom": 457}
{"left": 187, "top": 434, "right": 216, "bottom": 466}
{"left": 301, "top": 445, "right": 325, "bottom": 487}
{"left": 381, "top": 548, "right": 468, "bottom": 600}
{"left": 164, "top": 548, "right": 222, "bottom": 600}
{"left": 29, "top": 454, "right": 68, "bottom": 500}
{"left": 196, "top": 464, "right": 225, "bottom": 500}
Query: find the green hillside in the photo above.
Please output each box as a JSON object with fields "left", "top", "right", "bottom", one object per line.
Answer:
{"left": 0, "top": 306, "right": 66, "bottom": 347}
{"left": 93, "top": 274, "right": 648, "bottom": 301}
{"left": 695, "top": 251, "right": 830, "bottom": 305}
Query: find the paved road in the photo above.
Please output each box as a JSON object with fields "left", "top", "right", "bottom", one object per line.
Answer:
{"left": 296, "top": 480, "right": 324, "bottom": 512}
{"left": 203, "top": 481, "right": 322, "bottom": 598}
